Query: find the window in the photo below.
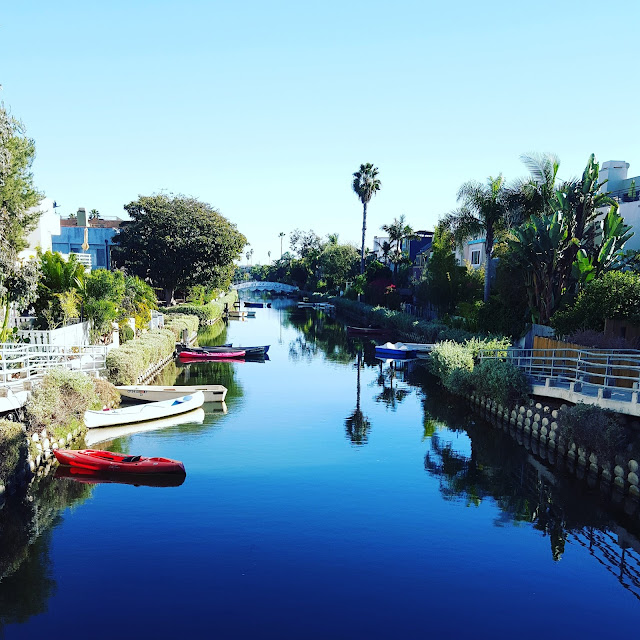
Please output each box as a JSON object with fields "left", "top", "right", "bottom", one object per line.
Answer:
{"left": 471, "top": 250, "right": 481, "bottom": 265}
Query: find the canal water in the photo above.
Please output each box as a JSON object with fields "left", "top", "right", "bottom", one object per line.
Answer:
{"left": 1, "top": 299, "right": 640, "bottom": 638}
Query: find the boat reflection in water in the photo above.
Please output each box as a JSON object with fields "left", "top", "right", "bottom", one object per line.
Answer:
{"left": 55, "top": 466, "right": 186, "bottom": 488}
{"left": 85, "top": 407, "right": 208, "bottom": 447}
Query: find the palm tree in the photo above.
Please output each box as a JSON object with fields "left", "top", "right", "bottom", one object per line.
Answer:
{"left": 278, "top": 232, "right": 285, "bottom": 258}
{"left": 267, "top": 250, "right": 271, "bottom": 264}
{"left": 352, "top": 163, "right": 381, "bottom": 275}
{"left": 442, "top": 174, "right": 509, "bottom": 302}
{"left": 382, "top": 214, "right": 418, "bottom": 281}
{"left": 89, "top": 208, "right": 100, "bottom": 220}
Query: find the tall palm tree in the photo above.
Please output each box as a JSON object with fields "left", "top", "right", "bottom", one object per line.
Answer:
{"left": 443, "top": 174, "right": 508, "bottom": 302}
{"left": 352, "top": 163, "right": 381, "bottom": 275}
{"left": 278, "top": 232, "right": 285, "bottom": 258}
{"left": 382, "top": 214, "right": 418, "bottom": 281}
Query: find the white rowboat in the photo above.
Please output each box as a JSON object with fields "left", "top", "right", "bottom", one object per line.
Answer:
{"left": 117, "top": 384, "right": 227, "bottom": 403}
{"left": 84, "top": 391, "right": 205, "bottom": 429}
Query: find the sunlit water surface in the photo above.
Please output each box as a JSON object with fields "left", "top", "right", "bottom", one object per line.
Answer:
{"left": 1, "top": 299, "right": 640, "bottom": 638}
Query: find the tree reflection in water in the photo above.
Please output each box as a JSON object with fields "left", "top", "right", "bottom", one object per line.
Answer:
{"left": 420, "top": 384, "right": 640, "bottom": 592}
{"left": 345, "top": 350, "right": 371, "bottom": 445}
{"left": 0, "top": 473, "right": 93, "bottom": 626}
{"left": 374, "top": 360, "right": 411, "bottom": 410}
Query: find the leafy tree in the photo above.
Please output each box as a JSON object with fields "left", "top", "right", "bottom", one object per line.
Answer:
{"left": 111, "top": 194, "right": 247, "bottom": 305}
{"left": 34, "top": 251, "right": 85, "bottom": 315}
{"left": 551, "top": 271, "right": 640, "bottom": 336}
{"left": 0, "top": 104, "right": 42, "bottom": 255}
{"left": 415, "top": 225, "right": 479, "bottom": 314}
{"left": 317, "top": 242, "right": 359, "bottom": 293}
{"left": 352, "top": 163, "right": 381, "bottom": 275}
{"left": 0, "top": 104, "right": 42, "bottom": 336}
{"left": 443, "top": 174, "right": 509, "bottom": 302}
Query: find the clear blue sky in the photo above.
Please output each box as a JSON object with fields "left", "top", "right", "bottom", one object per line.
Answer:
{"left": 2, "top": 0, "right": 639, "bottom": 265}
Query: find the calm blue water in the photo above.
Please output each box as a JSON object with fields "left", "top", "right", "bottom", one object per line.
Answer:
{"left": 2, "top": 299, "right": 640, "bottom": 638}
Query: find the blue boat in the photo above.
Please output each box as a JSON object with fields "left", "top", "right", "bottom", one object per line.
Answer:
{"left": 374, "top": 342, "right": 418, "bottom": 359}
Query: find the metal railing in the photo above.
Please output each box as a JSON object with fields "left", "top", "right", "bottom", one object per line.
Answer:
{"left": 479, "top": 347, "right": 640, "bottom": 396}
{"left": 0, "top": 343, "right": 108, "bottom": 384}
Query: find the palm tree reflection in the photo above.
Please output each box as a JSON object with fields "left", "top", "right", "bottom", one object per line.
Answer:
{"left": 345, "top": 351, "right": 371, "bottom": 445}
{"left": 375, "top": 360, "right": 410, "bottom": 410}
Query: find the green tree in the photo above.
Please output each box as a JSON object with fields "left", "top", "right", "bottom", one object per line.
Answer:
{"left": 443, "top": 174, "right": 509, "bottom": 302}
{"left": 352, "top": 163, "right": 381, "bottom": 275}
{"left": 317, "top": 242, "right": 359, "bottom": 293}
{"left": 111, "top": 194, "right": 247, "bottom": 305}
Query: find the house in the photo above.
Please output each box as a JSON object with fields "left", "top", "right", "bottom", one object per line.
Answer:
{"left": 403, "top": 230, "right": 434, "bottom": 280}
{"left": 51, "top": 208, "right": 122, "bottom": 270}
{"left": 598, "top": 160, "right": 640, "bottom": 252}
{"left": 454, "top": 236, "right": 486, "bottom": 269}
{"left": 18, "top": 197, "right": 61, "bottom": 261}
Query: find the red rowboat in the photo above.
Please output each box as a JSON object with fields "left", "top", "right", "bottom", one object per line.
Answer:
{"left": 54, "top": 449, "right": 186, "bottom": 475}
{"left": 178, "top": 349, "right": 245, "bottom": 360}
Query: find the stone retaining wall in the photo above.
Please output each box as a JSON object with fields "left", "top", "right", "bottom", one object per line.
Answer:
{"left": 467, "top": 392, "right": 640, "bottom": 518}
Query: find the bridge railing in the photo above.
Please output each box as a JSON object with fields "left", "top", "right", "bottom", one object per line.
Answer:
{"left": 479, "top": 347, "right": 640, "bottom": 394}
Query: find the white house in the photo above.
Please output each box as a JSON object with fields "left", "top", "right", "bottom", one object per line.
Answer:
{"left": 454, "top": 236, "right": 486, "bottom": 269}
{"left": 598, "top": 160, "right": 640, "bottom": 252}
{"left": 18, "top": 197, "right": 60, "bottom": 260}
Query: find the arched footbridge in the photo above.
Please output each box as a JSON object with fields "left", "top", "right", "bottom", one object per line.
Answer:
{"left": 232, "top": 281, "right": 299, "bottom": 294}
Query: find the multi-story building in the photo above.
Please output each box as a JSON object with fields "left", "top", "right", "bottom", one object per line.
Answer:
{"left": 51, "top": 208, "right": 122, "bottom": 270}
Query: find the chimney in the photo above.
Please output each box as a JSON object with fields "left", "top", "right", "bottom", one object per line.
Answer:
{"left": 77, "top": 207, "right": 87, "bottom": 227}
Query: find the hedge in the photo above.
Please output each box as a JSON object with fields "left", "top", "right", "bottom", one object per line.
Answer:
{"left": 106, "top": 328, "right": 177, "bottom": 385}
{"left": 164, "top": 314, "right": 199, "bottom": 341}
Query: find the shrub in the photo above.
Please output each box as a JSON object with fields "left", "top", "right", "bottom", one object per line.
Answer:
{"left": 25, "top": 369, "right": 101, "bottom": 438}
{"left": 120, "top": 324, "right": 135, "bottom": 343}
{"left": 469, "top": 359, "right": 530, "bottom": 406}
{"left": 92, "top": 377, "right": 121, "bottom": 409}
{"left": 556, "top": 404, "right": 627, "bottom": 463}
{"left": 551, "top": 271, "right": 640, "bottom": 336}
{"left": 430, "top": 341, "right": 474, "bottom": 383}
{"left": 564, "top": 330, "right": 633, "bottom": 350}
{"left": 106, "top": 328, "right": 177, "bottom": 385}
{"left": 164, "top": 314, "right": 199, "bottom": 341}
{"left": 464, "top": 336, "right": 511, "bottom": 360}
{"left": 444, "top": 367, "right": 474, "bottom": 396}
{"left": 0, "top": 419, "right": 27, "bottom": 484}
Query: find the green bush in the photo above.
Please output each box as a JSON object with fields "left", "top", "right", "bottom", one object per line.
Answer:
{"left": 162, "top": 291, "right": 237, "bottom": 324}
{"left": 120, "top": 324, "right": 135, "bottom": 343}
{"left": 106, "top": 328, "right": 177, "bottom": 385}
{"left": 92, "top": 377, "right": 121, "bottom": 409}
{"left": 0, "top": 419, "right": 27, "bottom": 484}
{"left": 430, "top": 341, "right": 474, "bottom": 382}
{"left": 164, "top": 314, "right": 199, "bottom": 341}
{"left": 25, "top": 369, "right": 101, "bottom": 438}
{"left": 469, "top": 359, "right": 530, "bottom": 406}
{"left": 551, "top": 271, "right": 640, "bottom": 336}
{"left": 444, "top": 367, "right": 475, "bottom": 396}
{"left": 556, "top": 403, "right": 627, "bottom": 463}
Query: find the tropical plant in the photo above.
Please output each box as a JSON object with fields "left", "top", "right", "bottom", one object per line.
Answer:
{"left": 443, "top": 174, "right": 509, "bottom": 302}
{"left": 0, "top": 257, "right": 40, "bottom": 341}
{"left": 352, "top": 163, "right": 381, "bottom": 275}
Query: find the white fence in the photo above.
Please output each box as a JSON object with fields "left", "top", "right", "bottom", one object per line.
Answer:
{"left": 0, "top": 343, "right": 108, "bottom": 383}
{"left": 16, "top": 321, "right": 91, "bottom": 346}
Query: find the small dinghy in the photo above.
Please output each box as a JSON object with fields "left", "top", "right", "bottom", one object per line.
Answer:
{"left": 347, "top": 326, "right": 386, "bottom": 336}
{"left": 84, "top": 391, "right": 204, "bottom": 429}
{"left": 374, "top": 342, "right": 418, "bottom": 359}
{"left": 117, "top": 384, "right": 227, "bottom": 403}
{"left": 178, "top": 350, "right": 245, "bottom": 360}
{"left": 54, "top": 449, "right": 186, "bottom": 475}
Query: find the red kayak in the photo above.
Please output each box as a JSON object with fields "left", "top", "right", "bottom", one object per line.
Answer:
{"left": 55, "top": 466, "right": 186, "bottom": 487}
{"left": 54, "top": 449, "right": 186, "bottom": 475}
{"left": 178, "top": 350, "right": 245, "bottom": 360}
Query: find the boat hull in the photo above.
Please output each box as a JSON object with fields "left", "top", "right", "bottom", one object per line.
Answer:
{"left": 374, "top": 348, "right": 418, "bottom": 359}
{"left": 54, "top": 449, "right": 186, "bottom": 475}
{"left": 84, "top": 391, "right": 204, "bottom": 429}
{"left": 178, "top": 350, "right": 245, "bottom": 360}
{"left": 347, "top": 326, "right": 386, "bottom": 336}
{"left": 55, "top": 466, "right": 186, "bottom": 487}
{"left": 117, "top": 385, "right": 227, "bottom": 403}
